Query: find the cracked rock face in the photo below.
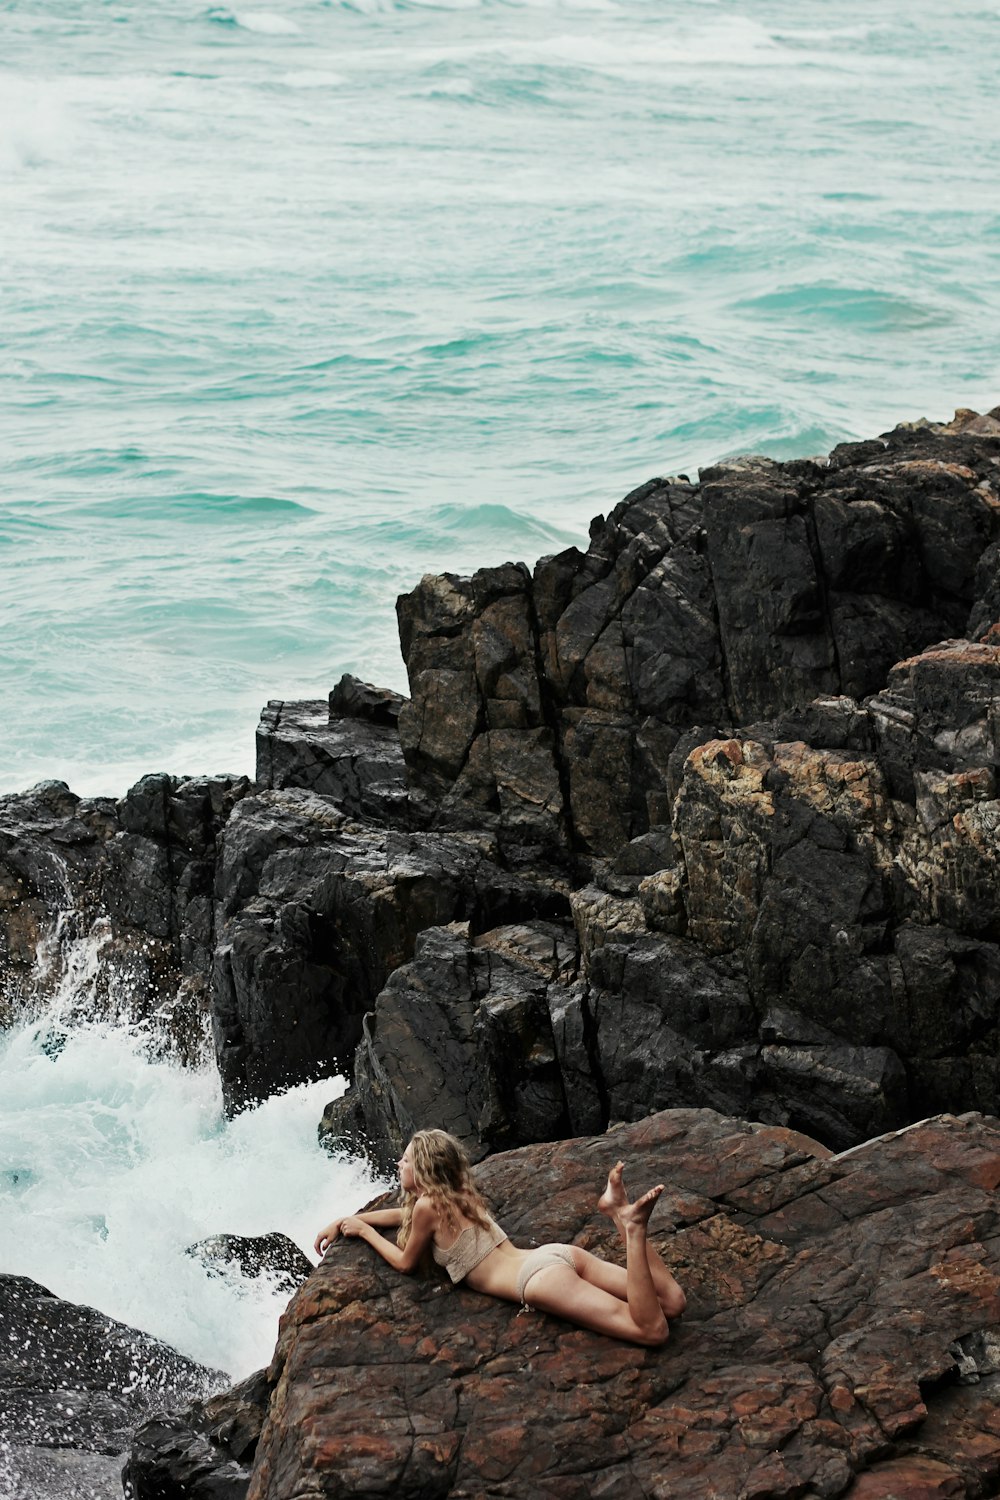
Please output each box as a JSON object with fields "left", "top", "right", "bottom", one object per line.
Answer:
{"left": 211, "top": 792, "right": 572, "bottom": 1111}
{"left": 396, "top": 415, "right": 1000, "bottom": 860}
{"left": 325, "top": 414, "right": 1000, "bottom": 1157}
{"left": 134, "top": 1108, "right": 1000, "bottom": 1500}
{"left": 0, "top": 774, "right": 251, "bottom": 1055}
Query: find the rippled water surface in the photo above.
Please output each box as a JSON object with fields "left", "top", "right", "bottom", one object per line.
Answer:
{"left": 2, "top": 0, "right": 999, "bottom": 794}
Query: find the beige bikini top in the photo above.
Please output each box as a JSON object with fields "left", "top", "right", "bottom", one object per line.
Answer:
{"left": 432, "top": 1214, "right": 509, "bottom": 1284}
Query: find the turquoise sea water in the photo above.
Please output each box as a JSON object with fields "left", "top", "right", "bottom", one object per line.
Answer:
{"left": 2, "top": 0, "right": 999, "bottom": 794}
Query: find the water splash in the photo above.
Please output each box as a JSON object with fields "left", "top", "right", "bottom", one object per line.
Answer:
{"left": 0, "top": 1005, "right": 389, "bottom": 1377}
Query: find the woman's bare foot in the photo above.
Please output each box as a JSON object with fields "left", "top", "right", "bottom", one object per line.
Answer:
{"left": 597, "top": 1159, "right": 629, "bottom": 1219}
{"left": 618, "top": 1183, "right": 664, "bottom": 1233}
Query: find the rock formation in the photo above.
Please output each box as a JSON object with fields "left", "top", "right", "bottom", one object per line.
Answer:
{"left": 2, "top": 410, "right": 1000, "bottom": 1155}
{"left": 331, "top": 409, "right": 1000, "bottom": 1158}
{"left": 185, "top": 1233, "right": 315, "bottom": 1296}
{"left": 0, "top": 773, "right": 251, "bottom": 1060}
{"left": 0, "top": 1273, "right": 223, "bottom": 1500}
{"left": 394, "top": 414, "right": 1000, "bottom": 858}
{"left": 129, "top": 1107, "right": 1000, "bottom": 1500}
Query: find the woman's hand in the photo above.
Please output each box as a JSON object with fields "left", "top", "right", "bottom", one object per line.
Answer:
{"left": 339, "top": 1216, "right": 367, "bottom": 1239}
{"left": 314, "top": 1219, "right": 344, "bottom": 1256}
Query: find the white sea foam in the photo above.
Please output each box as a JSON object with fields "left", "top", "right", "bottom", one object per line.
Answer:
{"left": 280, "top": 69, "right": 348, "bottom": 88}
{"left": 536, "top": 15, "right": 788, "bottom": 69}
{"left": 0, "top": 1000, "right": 388, "bottom": 1377}
{"left": 0, "top": 76, "right": 80, "bottom": 172}
{"left": 231, "top": 10, "right": 302, "bottom": 33}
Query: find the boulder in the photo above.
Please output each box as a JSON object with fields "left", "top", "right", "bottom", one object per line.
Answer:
{"left": 256, "top": 677, "right": 409, "bottom": 827}
{"left": 341, "top": 918, "right": 588, "bottom": 1164}
{"left": 185, "top": 1234, "right": 314, "bottom": 1295}
{"left": 146, "top": 1107, "right": 1000, "bottom": 1500}
{"left": 124, "top": 1368, "right": 270, "bottom": 1500}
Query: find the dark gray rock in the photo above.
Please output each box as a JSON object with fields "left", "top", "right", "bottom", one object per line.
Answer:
{"left": 343, "top": 918, "right": 581, "bottom": 1163}
{"left": 256, "top": 692, "right": 409, "bottom": 826}
{"left": 0, "top": 774, "right": 251, "bottom": 1054}
{"left": 185, "top": 1235, "right": 314, "bottom": 1295}
{"left": 211, "top": 789, "right": 571, "bottom": 1110}
{"left": 123, "top": 1367, "right": 270, "bottom": 1500}
{"left": 0, "top": 1274, "right": 225, "bottom": 1500}
{"left": 397, "top": 415, "right": 1000, "bottom": 859}
{"left": 329, "top": 673, "right": 405, "bottom": 726}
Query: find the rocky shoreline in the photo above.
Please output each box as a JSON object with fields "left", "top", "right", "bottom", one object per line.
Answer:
{"left": 3, "top": 407, "right": 1000, "bottom": 1497}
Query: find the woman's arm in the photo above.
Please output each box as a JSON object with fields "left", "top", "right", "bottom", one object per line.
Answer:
{"left": 341, "top": 1197, "right": 437, "bottom": 1275}
{"left": 314, "top": 1206, "right": 403, "bottom": 1256}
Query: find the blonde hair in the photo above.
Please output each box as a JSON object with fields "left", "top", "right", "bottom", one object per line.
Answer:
{"left": 397, "top": 1129, "right": 492, "bottom": 1250}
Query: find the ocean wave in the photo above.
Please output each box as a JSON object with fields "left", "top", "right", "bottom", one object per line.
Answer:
{"left": 206, "top": 8, "right": 302, "bottom": 33}
{"left": 0, "top": 1011, "right": 385, "bottom": 1376}
{"left": 734, "top": 285, "right": 950, "bottom": 333}
{"left": 371, "top": 501, "right": 573, "bottom": 555}
{"left": 356, "top": 15, "right": 793, "bottom": 77}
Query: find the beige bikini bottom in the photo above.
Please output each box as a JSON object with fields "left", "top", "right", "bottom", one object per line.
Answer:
{"left": 516, "top": 1243, "right": 576, "bottom": 1305}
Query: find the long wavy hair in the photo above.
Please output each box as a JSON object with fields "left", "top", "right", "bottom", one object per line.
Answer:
{"left": 397, "top": 1129, "right": 492, "bottom": 1249}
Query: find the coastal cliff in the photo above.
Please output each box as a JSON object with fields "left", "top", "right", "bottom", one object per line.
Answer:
{"left": 5, "top": 408, "right": 999, "bottom": 1157}
{"left": 3, "top": 407, "right": 1000, "bottom": 1497}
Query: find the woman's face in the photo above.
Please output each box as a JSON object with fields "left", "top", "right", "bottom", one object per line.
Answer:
{"left": 398, "top": 1144, "right": 417, "bottom": 1194}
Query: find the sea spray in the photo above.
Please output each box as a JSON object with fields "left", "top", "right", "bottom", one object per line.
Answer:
{"left": 0, "top": 995, "right": 389, "bottom": 1379}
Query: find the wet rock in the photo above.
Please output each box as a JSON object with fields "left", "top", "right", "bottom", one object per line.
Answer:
{"left": 0, "top": 774, "right": 251, "bottom": 1052}
{"left": 317, "top": 1087, "right": 388, "bottom": 1171}
{"left": 0, "top": 1273, "right": 224, "bottom": 1500}
{"left": 329, "top": 673, "right": 406, "bottom": 726}
{"left": 230, "top": 1108, "right": 1000, "bottom": 1500}
{"left": 123, "top": 1368, "right": 270, "bottom": 1500}
{"left": 104, "top": 773, "right": 254, "bottom": 985}
{"left": 342, "top": 918, "right": 585, "bottom": 1164}
{"left": 185, "top": 1234, "right": 314, "bottom": 1295}
{"left": 256, "top": 690, "right": 409, "bottom": 827}
{"left": 0, "top": 781, "right": 117, "bottom": 1024}
{"left": 211, "top": 790, "right": 571, "bottom": 1110}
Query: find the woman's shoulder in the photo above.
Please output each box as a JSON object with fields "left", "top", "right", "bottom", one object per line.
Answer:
{"left": 412, "top": 1193, "right": 441, "bottom": 1222}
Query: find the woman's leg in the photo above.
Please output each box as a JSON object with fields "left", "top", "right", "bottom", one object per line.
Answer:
{"left": 596, "top": 1160, "right": 686, "bottom": 1318}
{"left": 520, "top": 1187, "right": 670, "bottom": 1347}
{"left": 618, "top": 1186, "right": 672, "bottom": 1338}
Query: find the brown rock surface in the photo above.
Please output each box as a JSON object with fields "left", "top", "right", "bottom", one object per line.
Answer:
{"left": 234, "top": 1108, "right": 1000, "bottom": 1500}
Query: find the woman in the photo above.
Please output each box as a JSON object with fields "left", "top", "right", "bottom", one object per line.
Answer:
{"left": 314, "top": 1129, "right": 685, "bottom": 1347}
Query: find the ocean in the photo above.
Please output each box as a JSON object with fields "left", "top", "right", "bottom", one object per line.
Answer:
{"left": 1, "top": 0, "right": 999, "bottom": 1392}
